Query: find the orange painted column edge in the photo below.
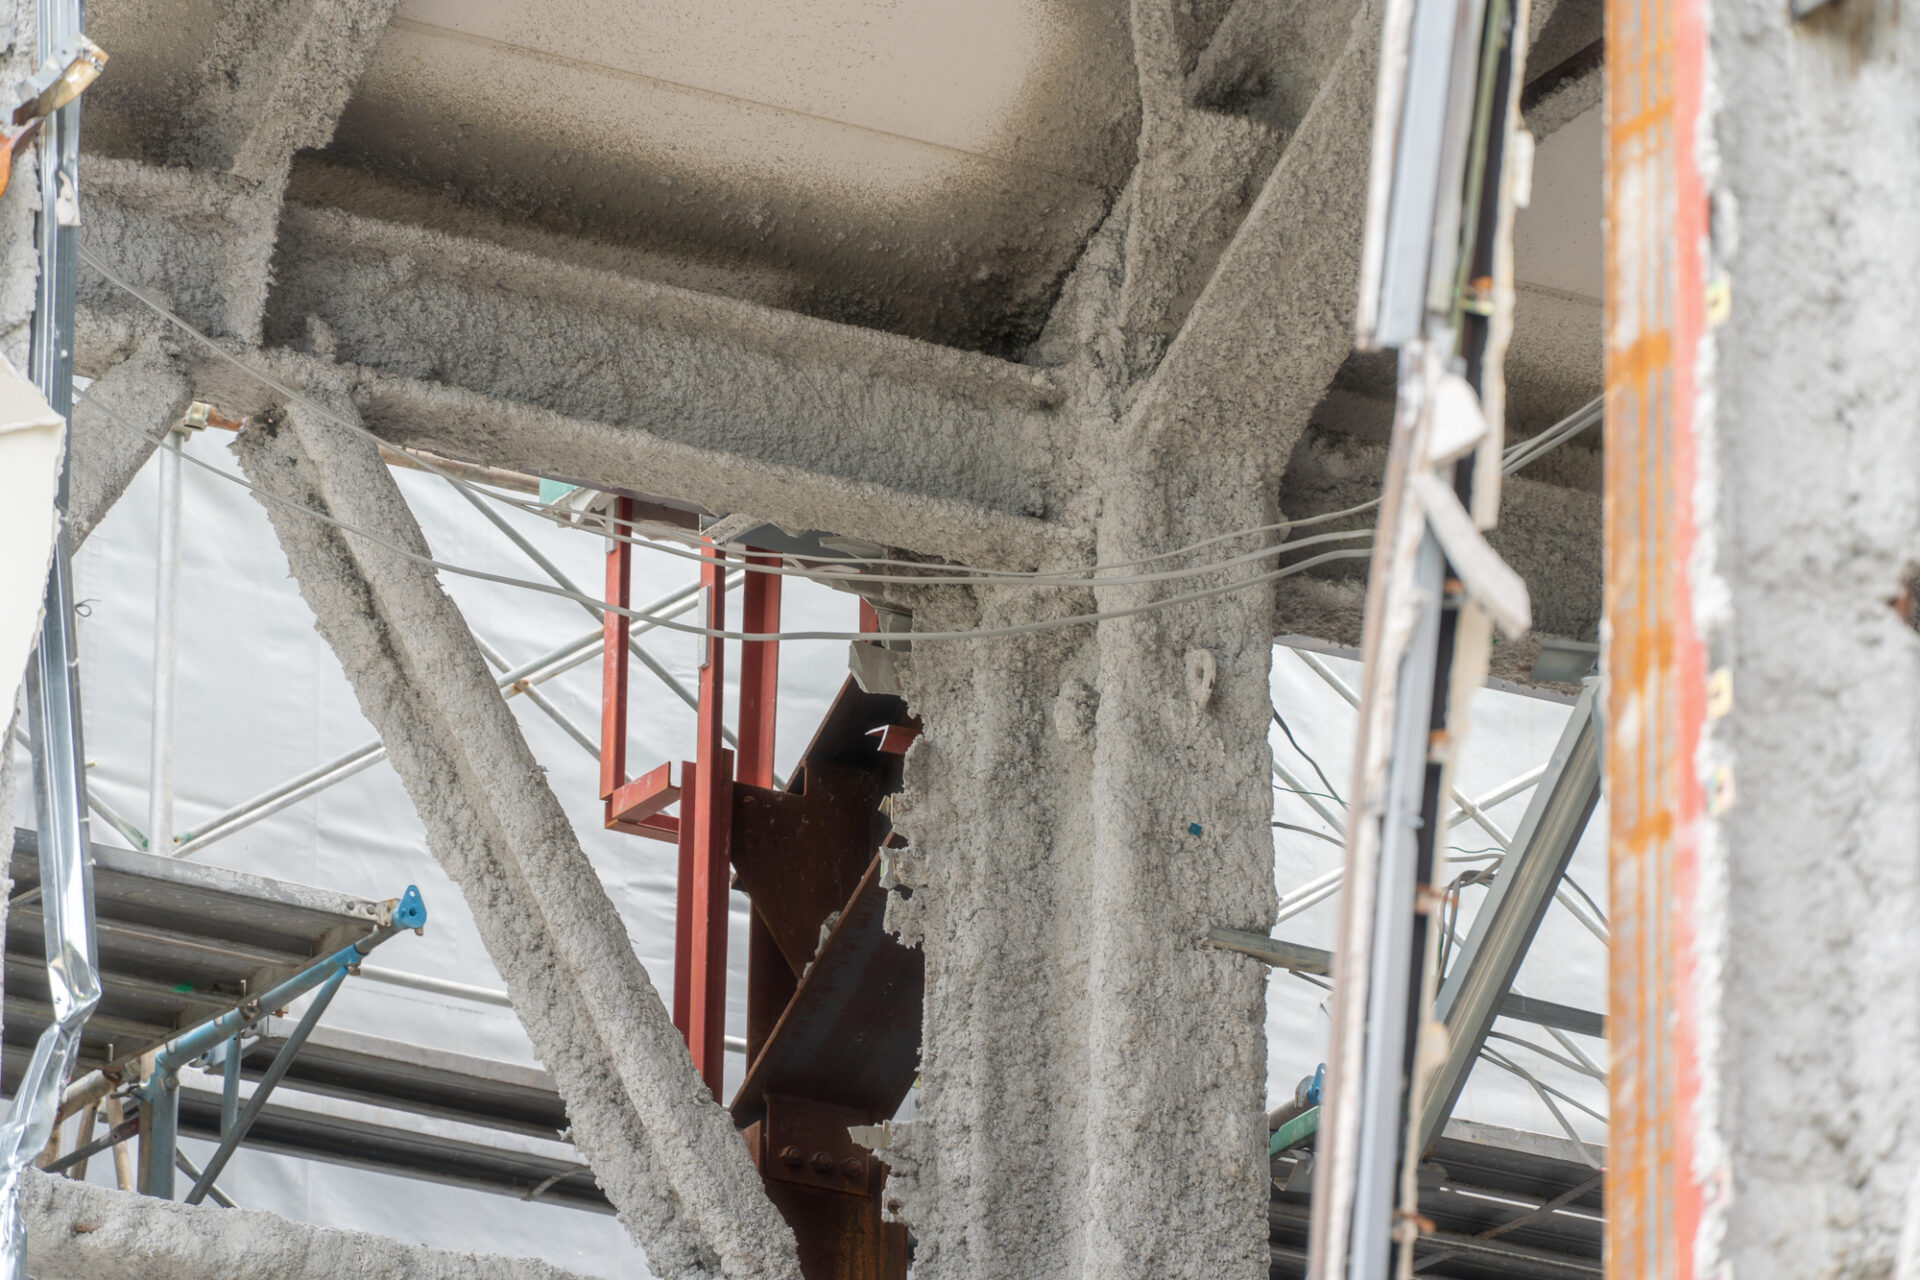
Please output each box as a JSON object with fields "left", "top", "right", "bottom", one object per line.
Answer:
{"left": 1602, "top": 0, "right": 1708, "bottom": 1263}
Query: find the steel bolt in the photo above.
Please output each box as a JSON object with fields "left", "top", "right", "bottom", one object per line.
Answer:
{"left": 810, "top": 1151, "right": 834, "bottom": 1173}
{"left": 778, "top": 1146, "right": 802, "bottom": 1167}
{"left": 840, "top": 1157, "right": 863, "bottom": 1179}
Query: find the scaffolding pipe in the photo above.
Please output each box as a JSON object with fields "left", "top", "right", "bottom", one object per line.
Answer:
{"left": 172, "top": 576, "right": 719, "bottom": 858}
{"left": 139, "top": 887, "right": 424, "bottom": 1198}
{"left": 474, "top": 634, "right": 599, "bottom": 760}
{"left": 146, "top": 429, "right": 185, "bottom": 853}
{"left": 1296, "top": 646, "right": 1607, "bottom": 940}
{"left": 351, "top": 965, "right": 750, "bottom": 1052}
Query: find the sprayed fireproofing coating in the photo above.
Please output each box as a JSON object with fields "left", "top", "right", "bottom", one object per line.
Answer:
{"left": 874, "top": 6, "right": 1386, "bottom": 1276}
{"left": 19, "top": 1173, "right": 597, "bottom": 1280}
{"left": 231, "top": 400, "right": 801, "bottom": 1280}
{"left": 67, "top": 336, "right": 193, "bottom": 545}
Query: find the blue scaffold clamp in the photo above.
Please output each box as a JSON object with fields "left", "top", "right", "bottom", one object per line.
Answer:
{"left": 393, "top": 885, "right": 428, "bottom": 931}
{"left": 1298, "top": 1062, "right": 1325, "bottom": 1108}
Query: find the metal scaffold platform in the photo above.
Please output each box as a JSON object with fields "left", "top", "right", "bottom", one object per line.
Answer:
{"left": 1271, "top": 1121, "right": 1603, "bottom": 1280}
{"left": 4, "top": 829, "right": 403, "bottom": 1082}
{"left": 1, "top": 830, "right": 603, "bottom": 1209}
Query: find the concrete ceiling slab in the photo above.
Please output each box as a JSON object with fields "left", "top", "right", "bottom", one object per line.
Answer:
{"left": 310, "top": 0, "right": 1140, "bottom": 352}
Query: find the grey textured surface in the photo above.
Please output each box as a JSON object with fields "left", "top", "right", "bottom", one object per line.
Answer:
{"left": 20, "top": 1173, "right": 595, "bottom": 1280}
{"left": 1697, "top": 0, "right": 1920, "bottom": 1273}
{"left": 232, "top": 401, "right": 799, "bottom": 1280}
{"left": 872, "top": 10, "right": 1383, "bottom": 1278}
{"left": 68, "top": 337, "right": 194, "bottom": 546}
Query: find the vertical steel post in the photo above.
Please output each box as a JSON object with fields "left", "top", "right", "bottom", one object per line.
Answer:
{"left": 220, "top": 1033, "right": 242, "bottom": 1137}
{"left": 140, "top": 1072, "right": 179, "bottom": 1199}
{"left": 184, "top": 968, "right": 348, "bottom": 1206}
{"left": 686, "top": 540, "right": 733, "bottom": 1094}
{"left": 147, "top": 428, "right": 184, "bottom": 853}
{"left": 736, "top": 552, "right": 781, "bottom": 789}
{"left": 1604, "top": 0, "right": 1709, "bottom": 1261}
{"left": 599, "top": 497, "right": 634, "bottom": 802}
{"left": 736, "top": 552, "right": 783, "bottom": 1067}
{"left": 672, "top": 757, "right": 698, "bottom": 1042}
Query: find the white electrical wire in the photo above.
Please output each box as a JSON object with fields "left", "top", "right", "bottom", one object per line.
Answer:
{"left": 79, "top": 392, "right": 1372, "bottom": 644}
{"left": 1476, "top": 1046, "right": 1607, "bottom": 1168}
{"left": 570, "top": 389, "right": 1596, "bottom": 578}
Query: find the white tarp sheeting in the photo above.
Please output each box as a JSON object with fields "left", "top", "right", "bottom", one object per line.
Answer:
{"left": 0, "top": 357, "right": 67, "bottom": 711}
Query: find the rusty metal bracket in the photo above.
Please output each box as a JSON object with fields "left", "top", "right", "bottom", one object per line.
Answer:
{"left": 755, "top": 1095, "right": 876, "bottom": 1195}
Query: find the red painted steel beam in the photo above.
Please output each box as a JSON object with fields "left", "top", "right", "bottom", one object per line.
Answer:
{"left": 609, "top": 761, "right": 682, "bottom": 825}
{"left": 599, "top": 497, "right": 635, "bottom": 805}
{"left": 609, "top": 811, "right": 680, "bottom": 842}
{"left": 674, "top": 758, "right": 697, "bottom": 1042}
{"left": 738, "top": 552, "right": 782, "bottom": 789}
{"left": 1604, "top": 0, "right": 1709, "bottom": 1264}
{"left": 687, "top": 541, "right": 735, "bottom": 1095}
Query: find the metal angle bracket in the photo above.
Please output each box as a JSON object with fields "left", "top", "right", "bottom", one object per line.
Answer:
{"left": 750, "top": 1095, "right": 879, "bottom": 1196}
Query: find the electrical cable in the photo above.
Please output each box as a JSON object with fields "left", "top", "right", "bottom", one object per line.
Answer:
{"left": 1485, "top": 1029, "right": 1605, "bottom": 1081}
{"left": 577, "top": 387, "right": 1593, "bottom": 578}
{"left": 1270, "top": 784, "right": 1347, "bottom": 805}
{"left": 1560, "top": 872, "right": 1609, "bottom": 927}
{"left": 78, "top": 391, "right": 1372, "bottom": 644}
{"left": 1475, "top": 1046, "right": 1607, "bottom": 1168}
{"left": 1271, "top": 706, "right": 1343, "bottom": 805}
{"left": 1270, "top": 821, "right": 1344, "bottom": 847}
{"left": 537, "top": 385, "right": 1594, "bottom": 580}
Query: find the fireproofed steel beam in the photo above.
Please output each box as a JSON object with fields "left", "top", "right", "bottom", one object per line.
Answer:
{"left": 76, "top": 197, "right": 1067, "bottom": 568}
{"left": 231, "top": 398, "right": 800, "bottom": 1280}
{"left": 1417, "top": 682, "right": 1602, "bottom": 1153}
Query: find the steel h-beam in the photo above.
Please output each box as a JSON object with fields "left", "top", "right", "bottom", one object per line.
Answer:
{"left": 1416, "top": 682, "right": 1602, "bottom": 1153}
{"left": 687, "top": 540, "right": 734, "bottom": 1095}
